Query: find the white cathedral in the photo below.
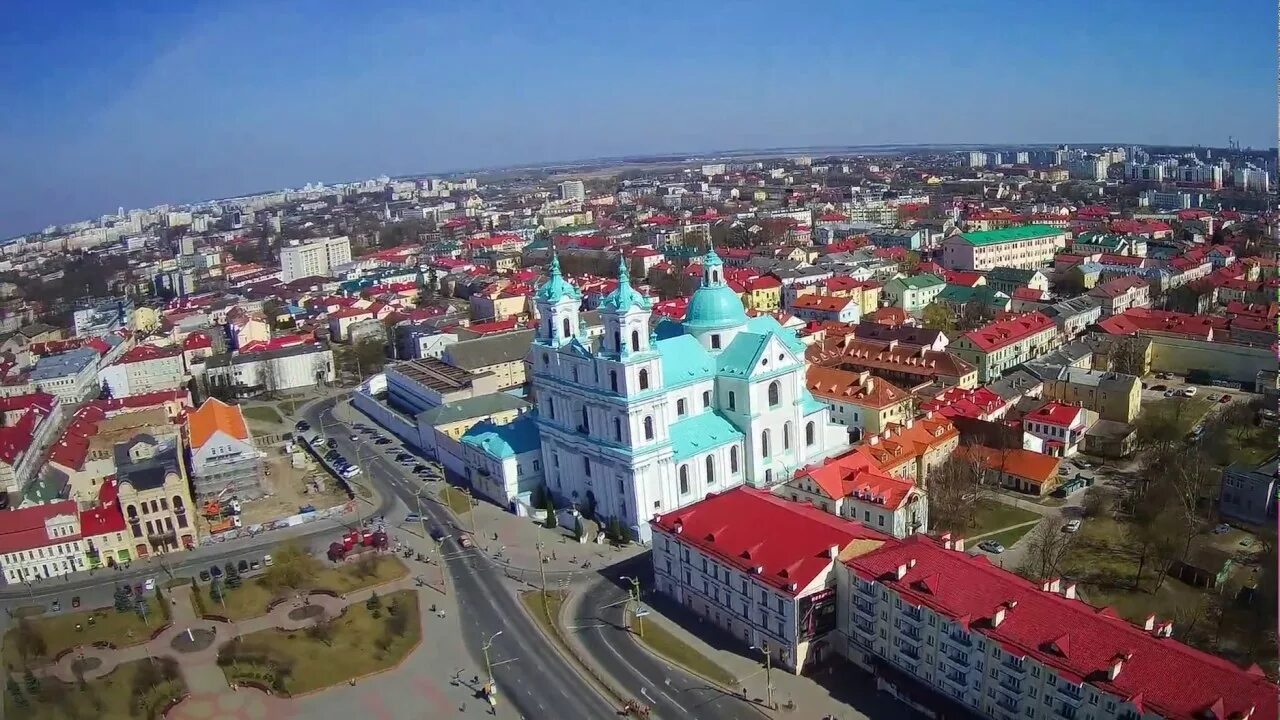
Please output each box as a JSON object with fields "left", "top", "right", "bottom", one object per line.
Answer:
{"left": 529, "top": 247, "right": 848, "bottom": 542}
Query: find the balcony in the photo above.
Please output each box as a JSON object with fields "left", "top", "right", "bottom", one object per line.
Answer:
{"left": 939, "top": 671, "right": 968, "bottom": 695}
{"left": 898, "top": 643, "right": 921, "bottom": 662}
{"left": 900, "top": 606, "right": 924, "bottom": 624}
{"left": 852, "top": 617, "right": 875, "bottom": 637}
{"left": 1052, "top": 703, "right": 1080, "bottom": 720}
{"left": 944, "top": 630, "right": 973, "bottom": 648}
{"left": 1055, "top": 683, "right": 1084, "bottom": 707}
{"left": 1000, "top": 657, "right": 1027, "bottom": 675}
{"left": 852, "top": 598, "right": 876, "bottom": 619}
{"left": 997, "top": 674, "right": 1023, "bottom": 696}
{"left": 995, "top": 695, "right": 1022, "bottom": 715}
{"left": 897, "top": 625, "right": 923, "bottom": 643}
{"left": 854, "top": 581, "right": 877, "bottom": 598}
{"left": 940, "top": 647, "right": 970, "bottom": 669}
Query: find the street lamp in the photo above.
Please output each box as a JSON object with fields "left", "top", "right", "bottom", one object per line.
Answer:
{"left": 619, "top": 575, "right": 644, "bottom": 638}
{"left": 482, "top": 630, "right": 503, "bottom": 697}
{"left": 749, "top": 641, "right": 775, "bottom": 710}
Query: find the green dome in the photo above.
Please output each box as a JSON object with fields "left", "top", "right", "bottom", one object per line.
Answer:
{"left": 684, "top": 284, "right": 748, "bottom": 330}
{"left": 535, "top": 254, "right": 582, "bottom": 304}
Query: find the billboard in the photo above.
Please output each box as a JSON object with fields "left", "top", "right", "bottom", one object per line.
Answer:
{"left": 797, "top": 587, "right": 837, "bottom": 641}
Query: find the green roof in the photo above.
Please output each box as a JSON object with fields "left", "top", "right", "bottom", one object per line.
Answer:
{"left": 894, "top": 273, "right": 946, "bottom": 290}
{"left": 716, "top": 331, "right": 770, "bottom": 378}
{"left": 461, "top": 415, "right": 541, "bottom": 459}
{"left": 800, "top": 389, "right": 827, "bottom": 416}
{"left": 937, "top": 284, "right": 1011, "bottom": 309}
{"left": 657, "top": 335, "right": 715, "bottom": 386}
{"left": 958, "top": 225, "right": 1064, "bottom": 246}
{"left": 418, "top": 394, "right": 531, "bottom": 427}
{"left": 745, "top": 316, "right": 806, "bottom": 354}
{"left": 670, "top": 411, "right": 743, "bottom": 462}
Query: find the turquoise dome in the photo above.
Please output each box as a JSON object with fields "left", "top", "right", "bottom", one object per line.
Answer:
{"left": 600, "top": 256, "right": 651, "bottom": 313}
{"left": 684, "top": 284, "right": 749, "bottom": 330}
{"left": 535, "top": 254, "right": 582, "bottom": 303}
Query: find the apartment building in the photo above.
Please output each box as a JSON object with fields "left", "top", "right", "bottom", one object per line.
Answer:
{"left": 842, "top": 534, "right": 1275, "bottom": 720}
{"left": 883, "top": 274, "right": 946, "bottom": 317}
{"left": 0, "top": 500, "right": 86, "bottom": 583}
{"left": 785, "top": 449, "right": 927, "bottom": 538}
{"left": 650, "top": 488, "right": 893, "bottom": 674}
{"left": 983, "top": 267, "right": 1050, "bottom": 298}
{"left": 806, "top": 337, "right": 979, "bottom": 390}
{"left": 805, "top": 367, "right": 913, "bottom": 439}
{"left": 279, "top": 236, "right": 352, "bottom": 282}
{"left": 790, "top": 294, "right": 862, "bottom": 324}
{"left": 1087, "top": 277, "right": 1151, "bottom": 317}
{"left": 858, "top": 414, "right": 960, "bottom": 483}
{"left": 951, "top": 313, "right": 1061, "bottom": 383}
{"left": 30, "top": 347, "right": 102, "bottom": 402}
{"left": 97, "top": 344, "right": 186, "bottom": 398}
{"left": 203, "top": 342, "right": 335, "bottom": 397}
{"left": 1039, "top": 297, "right": 1102, "bottom": 340}
{"left": 941, "top": 226, "right": 1069, "bottom": 272}
{"left": 186, "top": 398, "right": 265, "bottom": 501}
{"left": 442, "top": 329, "right": 534, "bottom": 392}
{"left": 1023, "top": 402, "right": 1088, "bottom": 457}
{"left": 1024, "top": 362, "right": 1141, "bottom": 424}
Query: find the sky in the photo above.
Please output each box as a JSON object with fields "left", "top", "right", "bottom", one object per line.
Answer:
{"left": 0, "top": 0, "right": 1274, "bottom": 237}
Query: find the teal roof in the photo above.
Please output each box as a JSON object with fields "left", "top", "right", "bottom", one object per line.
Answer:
{"left": 745, "top": 315, "right": 806, "bottom": 354}
{"left": 534, "top": 254, "right": 582, "bottom": 304}
{"left": 893, "top": 273, "right": 946, "bottom": 290}
{"left": 716, "top": 331, "right": 770, "bottom": 377}
{"left": 799, "top": 389, "right": 827, "bottom": 416}
{"left": 958, "top": 225, "right": 1064, "bottom": 247}
{"left": 600, "top": 256, "right": 652, "bottom": 313}
{"left": 461, "top": 416, "right": 541, "bottom": 459}
{"left": 653, "top": 318, "right": 684, "bottom": 341}
{"left": 670, "top": 411, "right": 743, "bottom": 462}
{"left": 657, "top": 335, "right": 714, "bottom": 385}
{"left": 684, "top": 285, "right": 749, "bottom": 330}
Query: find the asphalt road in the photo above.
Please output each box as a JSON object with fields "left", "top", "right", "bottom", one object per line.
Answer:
{"left": 312, "top": 400, "right": 619, "bottom": 720}
{"left": 575, "top": 570, "right": 770, "bottom": 720}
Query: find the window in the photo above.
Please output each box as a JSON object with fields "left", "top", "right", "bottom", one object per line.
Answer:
{"left": 631, "top": 330, "right": 641, "bottom": 351}
{"left": 705, "top": 456, "right": 715, "bottom": 485}
{"left": 711, "top": 334, "right": 721, "bottom": 349}
{"left": 805, "top": 421, "right": 815, "bottom": 446}
{"left": 730, "top": 446, "right": 739, "bottom": 473}
{"left": 679, "top": 466, "right": 689, "bottom": 494}
{"left": 562, "top": 318, "right": 571, "bottom": 338}
{"left": 768, "top": 381, "right": 780, "bottom": 407}
{"left": 728, "top": 391, "right": 736, "bottom": 410}
{"left": 702, "top": 391, "right": 711, "bottom": 408}
{"left": 761, "top": 430, "right": 771, "bottom": 458}
{"left": 610, "top": 370, "right": 618, "bottom": 392}
{"left": 639, "top": 369, "right": 650, "bottom": 390}
{"left": 547, "top": 398, "right": 555, "bottom": 420}
{"left": 580, "top": 406, "right": 589, "bottom": 433}
{"left": 677, "top": 399, "right": 686, "bottom": 416}
{"left": 783, "top": 422, "right": 791, "bottom": 450}
{"left": 614, "top": 417, "right": 623, "bottom": 442}
{"left": 572, "top": 366, "right": 579, "bottom": 383}
{"left": 644, "top": 416, "right": 654, "bottom": 440}
{"left": 584, "top": 458, "right": 592, "bottom": 477}
{"left": 613, "top": 331, "right": 621, "bottom": 351}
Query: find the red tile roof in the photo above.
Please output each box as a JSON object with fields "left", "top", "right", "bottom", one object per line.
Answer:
{"left": 115, "top": 344, "right": 180, "bottom": 365}
{"left": 846, "top": 535, "right": 1278, "bottom": 720}
{"left": 794, "top": 450, "right": 917, "bottom": 510}
{"left": 1027, "top": 401, "right": 1086, "bottom": 427}
{"left": 651, "top": 488, "right": 892, "bottom": 595}
{"left": 0, "top": 500, "right": 80, "bottom": 554}
{"left": 80, "top": 478, "right": 126, "bottom": 537}
{"left": 920, "top": 386, "right": 1007, "bottom": 420}
{"left": 182, "top": 331, "right": 214, "bottom": 351}
{"left": 1088, "top": 277, "right": 1148, "bottom": 299}
{"left": 959, "top": 312, "right": 1056, "bottom": 352}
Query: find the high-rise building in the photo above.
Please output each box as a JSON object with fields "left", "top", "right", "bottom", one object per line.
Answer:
{"left": 558, "top": 180, "right": 586, "bottom": 202}
{"left": 279, "top": 235, "right": 352, "bottom": 282}
{"left": 1233, "top": 167, "right": 1271, "bottom": 192}
{"left": 967, "top": 152, "right": 988, "bottom": 168}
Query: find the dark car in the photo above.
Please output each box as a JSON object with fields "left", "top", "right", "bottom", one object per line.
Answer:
{"left": 210, "top": 565, "right": 223, "bottom": 578}
{"left": 413, "top": 464, "right": 428, "bottom": 473}
{"left": 1150, "top": 384, "right": 1167, "bottom": 392}
{"left": 237, "top": 560, "right": 249, "bottom": 573}
{"left": 122, "top": 583, "right": 133, "bottom": 595}
{"left": 199, "top": 570, "right": 211, "bottom": 581}
{"left": 326, "top": 438, "right": 338, "bottom": 449}
{"left": 72, "top": 596, "right": 81, "bottom": 608}
{"left": 51, "top": 600, "right": 60, "bottom": 612}
{"left": 375, "top": 438, "right": 391, "bottom": 445}
{"left": 295, "top": 420, "right": 310, "bottom": 432}
{"left": 428, "top": 525, "right": 445, "bottom": 541}
{"left": 395, "top": 453, "right": 412, "bottom": 462}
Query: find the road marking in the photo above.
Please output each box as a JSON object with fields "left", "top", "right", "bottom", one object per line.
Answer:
{"left": 593, "top": 622, "right": 690, "bottom": 714}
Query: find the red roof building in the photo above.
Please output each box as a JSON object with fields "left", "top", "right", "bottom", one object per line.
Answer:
{"left": 0, "top": 500, "right": 86, "bottom": 580}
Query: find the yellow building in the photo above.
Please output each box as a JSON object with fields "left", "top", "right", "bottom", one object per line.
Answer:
{"left": 443, "top": 329, "right": 535, "bottom": 392}
{"left": 421, "top": 393, "right": 531, "bottom": 441}
{"left": 744, "top": 276, "right": 783, "bottom": 311}
{"left": 806, "top": 367, "right": 914, "bottom": 440}
{"left": 113, "top": 431, "right": 199, "bottom": 556}
{"left": 1028, "top": 363, "right": 1142, "bottom": 423}
{"left": 132, "top": 306, "right": 161, "bottom": 334}
{"left": 471, "top": 292, "right": 529, "bottom": 322}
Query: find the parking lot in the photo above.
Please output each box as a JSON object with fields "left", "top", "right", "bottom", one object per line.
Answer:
{"left": 1140, "top": 372, "right": 1258, "bottom": 407}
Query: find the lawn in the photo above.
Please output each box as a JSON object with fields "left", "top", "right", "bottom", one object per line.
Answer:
{"left": 963, "top": 498, "right": 1041, "bottom": 539}
{"left": 219, "top": 590, "right": 420, "bottom": 695}
{"left": 628, "top": 615, "right": 738, "bottom": 687}
{"left": 981, "top": 523, "right": 1038, "bottom": 551}
{"left": 1222, "top": 424, "right": 1275, "bottom": 467}
{"left": 4, "top": 658, "right": 186, "bottom": 720}
{"left": 205, "top": 555, "right": 408, "bottom": 622}
{"left": 1143, "top": 396, "right": 1214, "bottom": 435}
{"left": 519, "top": 590, "right": 566, "bottom": 643}
{"left": 3, "top": 598, "right": 167, "bottom": 668}
{"left": 440, "top": 486, "right": 474, "bottom": 516}
{"left": 242, "top": 406, "right": 284, "bottom": 425}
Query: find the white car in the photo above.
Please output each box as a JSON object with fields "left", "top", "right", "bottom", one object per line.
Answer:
{"left": 1063, "top": 519, "right": 1082, "bottom": 533}
{"left": 1182, "top": 387, "right": 1197, "bottom": 397}
{"left": 143, "top": 578, "right": 156, "bottom": 592}
{"left": 263, "top": 554, "right": 274, "bottom": 567}
{"left": 342, "top": 466, "right": 362, "bottom": 478}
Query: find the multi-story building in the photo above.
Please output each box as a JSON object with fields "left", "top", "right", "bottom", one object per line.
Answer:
{"left": 97, "top": 345, "right": 186, "bottom": 398}
{"left": 805, "top": 367, "right": 913, "bottom": 441}
{"left": 384, "top": 356, "right": 499, "bottom": 417}
{"left": 941, "top": 226, "right": 1069, "bottom": 272}
{"left": 31, "top": 347, "right": 101, "bottom": 402}
{"left": 882, "top": 274, "right": 946, "bottom": 317}
{"left": 1219, "top": 453, "right": 1278, "bottom": 527}
{"left": 80, "top": 478, "right": 132, "bottom": 568}
{"left": 651, "top": 487, "right": 893, "bottom": 673}
{"left": 983, "top": 267, "right": 1050, "bottom": 298}
{"left": 951, "top": 313, "right": 1061, "bottom": 383}
{"left": 807, "top": 337, "right": 979, "bottom": 391}
{"left": 1233, "top": 167, "right": 1271, "bottom": 193}
{"left": 531, "top": 252, "right": 847, "bottom": 541}
{"left": 1024, "top": 362, "right": 1141, "bottom": 423}
{"left": 442, "top": 329, "right": 534, "bottom": 392}
{"left": 785, "top": 449, "right": 927, "bottom": 538}
{"left": 789, "top": 294, "right": 862, "bottom": 324}
{"left": 1087, "top": 277, "right": 1151, "bottom": 317}
{"left": 1039, "top": 297, "right": 1102, "bottom": 340}
{"left": 279, "top": 236, "right": 352, "bottom": 282}
{"left": 1067, "top": 157, "right": 1109, "bottom": 181}
{"left": 460, "top": 415, "right": 543, "bottom": 506}
{"left": 1023, "top": 401, "right": 1088, "bottom": 457}
{"left": 558, "top": 180, "right": 586, "bottom": 202}
{"left": 0, "top": 500, "right": 86, "bottom": 583}
{"left": 858, "top": 414, "right": 960, "bottom": 483}
{"left": 202, "top": 341, "right": 335, "bottom": 397}
{"left": 73, "top": 297, "right": 135, "bottom": 337}
{"left": 114, "top": 432, "right": 198, "bottom": 555}
{"left": 0, "top": 392, "right": 61, "bottom": 496}
{"left": 186, "top": 398, "right": 265, "bottom": 501}
{"left": 842, "top": 534, "right": 1275, "bottom": 720}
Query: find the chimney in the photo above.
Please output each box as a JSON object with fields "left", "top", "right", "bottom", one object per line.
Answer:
{"left": 940, "top": 532, "right": 953, "bottom": 550}
{"left": 953, "top": 537, "right": 965, "bottom": 552}
{"left": 828, "top": 544, "right": 840, "bottom": 559}
{"left": 1063, "top": 582, "right": 1077, "bottom": 600}
{"left": 895, "top": 563, "right": 908, "bottom": 580}
{"left": 1143, "top": 614, "right": 1156, "bottom": 631}
{"left": 908, "top": 558, "right": 917, "bottom": 569}
{"left": 869, "top": 435, "right": 880, "bottom": 446}
{"left": 925, "top": 410, "right": 935, "bottom": 420}
{"left": 1108, "top": 653, "right": 1129, "bottom": 681}
{"left": 1048, "top": 577, "right": 1061, "bottom": 593}
{"left": 1157, "top": 621, "right": 1174, "bottom": 638}
{"left": 674, "top": 520, "right": 683, "bottom": 534}
{"left": 905, "top": 417, "right": 914, "bottom": 429}
{"left": 993, "top": 605, "right": 1007, "bottom": 627}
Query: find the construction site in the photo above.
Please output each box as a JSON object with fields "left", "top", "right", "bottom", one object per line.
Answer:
{"left": 195, "top": 445, "right": 348, "bottom": 536}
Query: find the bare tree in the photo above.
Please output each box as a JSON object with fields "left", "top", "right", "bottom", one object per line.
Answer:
{"left": 305, "top": 610, "right": 337, "bottom": 646}
{"left": 1108, "top": 335, "right": 1146, "bottom": 377}
{"left": 927, "top": 451, "right": 987, "bottom": 534}
{"left": 259, "top": 357, "right": 278, "bottom": 400}
{"left": 1019, "top": 521, "right": 1074, "bottom": 580}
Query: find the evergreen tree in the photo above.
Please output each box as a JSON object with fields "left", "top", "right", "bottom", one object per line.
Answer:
{"left": 23, "top": 668, "right": 39, "bottom": 694}
{"left": 573, "top": 516, "right": 585, "bottom": 541}
{"left": 6, "top": 676, "right": 25, "bottom": 707}
{"left": 99, "top": 381, "right": 114, "bottom": 400}
{"left": 209, "top": 578, "right": 224, "bottom": 604}
{"left": 542, "top": 494, "right": 558, "bottom": 529}
{"left": 113, "top": 585, "right": 132, "bottom": 612}
{"left": 225, "top": 562, "right": 242, "bottom": 589}
{"left": 366, "top": 591, "right": 381, "bottom": 611}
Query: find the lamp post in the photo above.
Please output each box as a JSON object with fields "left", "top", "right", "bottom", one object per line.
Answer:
{"left": 750, "top": 641, "right": 775, "bottom": 710}
{"left": 535, "top": 541, "right": 550, "bottom": 620}
{"left": 619, "top": 575, "right": 644, "bottom": 638}
{"left": 482, "top": 630, "right": 503, "bottom": 699}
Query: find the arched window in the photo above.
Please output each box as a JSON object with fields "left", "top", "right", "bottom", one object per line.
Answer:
{"left": 639, "top": 369, "right": 650, "bottom": 390}
{"left": 580, "top": 406, "right": 589, "bottom": 433}
{"left": 761, "top": 430, "right": 771, "bottom": 458}
{"left": 679, "top": 465, "right": 689, "bottom": 494}
{"left": 644, "top": 416, "right": 654, "bottom": 440}
{"left": 614, "top": 417, "right": 622, "bottom": 442}
{"left": 676, "top": 399, "right": 686, "bottom": 416}
{"left": 730, "top": 446, "right": 740, "bottom": 473}
{"left": 705, "top": 456, "right": 715, "bottom": 485}
{"left": 562, "top": 318, "right": 571, "bottom": 338}
{"left": 805, "top": 421, "right": 815, "bottom": 447}
{"left": 631, "top": 330, "right": 641, "bottom": 351}
{"left": 572, "top": 366, "right": 579, "bottom": 383}
{"left": 610, "top": 370, "right": 618, "bottom": 392}
{"left": 542, "top": 353, "right": 549, "bottom": 365}
{"left": 768, "top": 381, "right": 780, "bottom": 407}
{"left": 702, "top": 391, "right": 711, "bottom": 408}
{"left": 783, "top": 422, "right": 792, "bottom": 450}
{"left": 728, "top": 391, "right": 736, "bottom": 411}
{"left": 547, "top": 397, "right": 555, "bottom": 420}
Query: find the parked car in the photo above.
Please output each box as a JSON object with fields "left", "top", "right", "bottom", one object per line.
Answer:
{"left": 326, "top": 438, "right": 338, "bottom": 449}
{"left": 210, "top": 565, "right": 223, "bottom": 578}
{"left": 1156, "top": 372, "right": 1173, "bottom": 380}
{"left": 404, "top": 513, "right": 422, "bottom": 524}
{"left": 295, "top": 421, "right": 310, "bottom": 432}
{"left": 1151, "top": 384, "right": 1167, "bottom": 392}
{"left": 1182, "top": 387, "right": 1197, "bottom": 397}
{"left": 51, "top": 600, "right": 60, "bottom": 612}
{"left": 458, "top": 535, "right": 473, "bottom": 549}
{"left": 1057, "top": 466, "right": 1069, "bottom": 476}
{"left": 1212, "top": 523, "right": 1231, "bottom": 534}
{"left": 1163, "top": 389, "right": 1177, "bottom": 397}
{"left": 1063, "top": 519, "right": 1082, "bottom": 533}
{"left": 1218, "top": 394, "right": 1232, "bottom": 404}
{"left": 395, "top": 453, "right": 412, "bottom": 462}
{"left": 977, "top": 540, "right": 1005, "bottom": 554}
{"left": 1207, "top": 393, "right": 1219, "bottom": 402}
{"left": 375, "top": 438, "right": 391, "bottom": 445}
{"left": 143, "top": 577, "right": 156, "bottom": 591}
{"left": 250, "top": 560, "right": 261, "bottom": 570}
{"left": 72, "top": 596, "right": 80, "bottom": 608}
{"left": 349, "top": 435, "right": 359, "bottom": 442}
{"left": 413, "top": 464, "right": 428, "bottom": 473}
{"left": 199, "top": 570, "right": 211, "bottom": 581}
{"left": 238, "top": 560, "right": 250, "bottom": 573}
{"left": 429, "top": 525, "right": 445, "bottom": 541}
{"left": 263, "top": 554, "right": 274, "bottom": 567}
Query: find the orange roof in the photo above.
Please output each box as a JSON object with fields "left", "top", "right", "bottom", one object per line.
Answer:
{"left": 957, "top": 445, "right": 1060, "bottom": 485}
{"left": 187, "top": 398, "right": 250, "bottom": 449}
{"left": 806, "top": 366, "right": 909, "bottom": 409}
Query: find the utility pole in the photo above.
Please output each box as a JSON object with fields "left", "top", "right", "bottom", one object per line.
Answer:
{"left": 461, "top": 486, "right": 480, "bottom": 540}
{"left": 535, "top": 541, "right": 550, "bottom": 620}
{"left": 620, "top": 575, "right": 644, "bottom": 637}
{"left": 482, "top": 630, "right": 503, "bottom": 703}
{"left": 762, "top": 641, "right": 775, "bottom": 710}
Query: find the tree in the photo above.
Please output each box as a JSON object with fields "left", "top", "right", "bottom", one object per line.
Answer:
{"left": 1019, "top": 521, "right": 1074, "bottom": 580}
{"left": 259, "top": 358, "right": 278, "bottom": 400}
{"left": 262, "top": 542, "right": 320, "bottom": 592}
{"left": 921, "top": 303, "right": 955, "bottom": 333}
{"left": 573, "top": 516, "right": 585, "bottom": 542}
{"left": 1108, "top": 335, "right": 1146, "bottom": 377}
{"left": 926, "top": 452, "right": 987, "bottom": 533}
{"left": 99, "top": 380, "right": 114, "bottom": 400}
{"left": 23, "top": 668, "right": 39, "bottom": 694}
{"left": 209, "top": 578, "right": 224, "bottom": 604}
{"left": 366, "top": 591, "right": 382, "bottom": 612}
{"left": 387, "top": 601, "right": 409, "bottom": 637}
{"left": 225, "top": 562, "right": 242, "bottom": 589}
{"left": 897, "top": 251, "right": 921, "bottom": 274}
{"left": 1080, "top": 486, "right": 1111, "bottom": 519}
{"left": 542, "top": 493, "right": 558, "bottom": 529}
{"left": 154, "top": 584, "right": 165, "bottom": 607}
{"left": 6, "top": 676, "right": 26, "bottom": 708}
{"left": 305, "top": 611, "right": 337, "bottom": 646}
{"left": 261, "top": 299, "right": 285, "bottom": 331}
{"left": 114, "top": 584, "right": 133, "bottom": 612}
{"left": 958, "top": 299, "right": 992, "bottom": 331}
{"left": 13, "top": 618, "right": 47, "bottom": 662}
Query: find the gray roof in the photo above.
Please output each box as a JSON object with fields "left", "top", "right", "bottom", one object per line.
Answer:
{"left": 1041, "top": 296, "right": 1101, "bottom": 319}
{"left": 417, "top": 393, "right": 531, "bottom": 426}
{"left": 204, "top": 341, "right": 330, "bottom": 369}
{"left": 114, "top": 434, "right": 181, "bottom": 492}
{"left": 31, "top": 347, "right": 98, "bottom": 380}
{"left": 987, "top": 369, "right": 1043, "bottom": 401}
{"left": 1023, "top": 361, "right": 1139, "bottom": 394}
{"left": 445, "top": 329, "right": 536, "bottom": 370}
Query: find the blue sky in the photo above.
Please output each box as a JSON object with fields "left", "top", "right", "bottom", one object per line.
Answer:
{"left": 0, "top": 0, "right": 1273, "bottom": 237}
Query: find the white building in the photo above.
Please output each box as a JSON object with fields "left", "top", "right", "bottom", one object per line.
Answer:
{"left": 279, "top": 236, "right": 352, "bottom": 282}
{"left": 203, "top": 342, "right": 335, "bottom": 397}
{"left": 558, "top": 180, "right": 586, "bottom": 202}
{"left": 650, "top": 487, "right": 893, "bottom": 673}
{"left": 0, "top": 500, "right": 87, "bottom": 583}
{"left": 1233, "top": 167, "right": 1271, "bottom": 193}
{"left": 460, "top": 415, "right": 544, "bottom": 508}
{"left": 97, "top": 345, "right": 186, "bottom": 398}
{"left": 531, "top": 251, "right": 847, "bottom": 542}
{"left": 31, "top": 348, "right": 101, "bottom": 403}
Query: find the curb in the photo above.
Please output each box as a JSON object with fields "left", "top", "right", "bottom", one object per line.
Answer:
{"left": 517, "top": 586, "right": 628, "bottom": 709}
